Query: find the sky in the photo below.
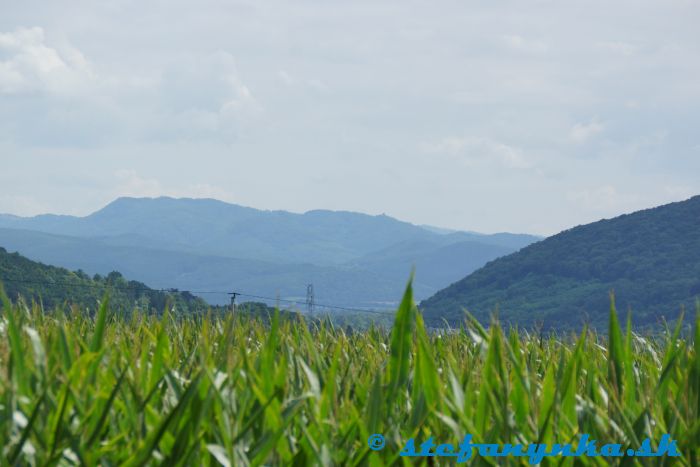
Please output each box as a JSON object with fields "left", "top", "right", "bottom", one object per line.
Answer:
{"left": 1, "top": 0, "right": 698, "bottom": 236}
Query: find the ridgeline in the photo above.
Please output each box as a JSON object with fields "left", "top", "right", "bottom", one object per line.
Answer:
{"left": 421, "top": 195, "right": 700, "bottom": 329}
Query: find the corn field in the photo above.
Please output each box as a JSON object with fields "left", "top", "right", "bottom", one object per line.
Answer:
{"left": 0, "top": 283, "right": 698, "bottom": 466}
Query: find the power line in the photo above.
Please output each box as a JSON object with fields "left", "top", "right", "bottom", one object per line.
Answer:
{"left": 231, "top": 291, "right": 393, "bottom": 316}
{"left": 0, "top": 276, "right": 395, "bottom": 316}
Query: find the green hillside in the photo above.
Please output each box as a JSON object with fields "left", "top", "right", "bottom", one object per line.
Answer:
{"left": 421, "top": 195, "right": 700, "bottom": 329}
{"left": 0, "top": 246, "right": 209, "bottom": 314}
{"left": 0, "top": 246, "right": 377, "bottom": 326}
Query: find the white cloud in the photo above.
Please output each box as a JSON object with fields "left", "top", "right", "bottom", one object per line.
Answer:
{"left": 114, "top": 170, "right": 164, "bottom": 198}
{"left": 0, "top": 194, "right": 50, "bottom": 217}
{"left": 0, "top": 27, "right": 95, "bottom": 96}
{"left": 219, "top": 78, "right": 262, "bottom": 123}
{"left": 566, "top": 185, "right": 640, "bottom": 212}
{"left": 663, "top": 185, "right": 694, "bottom": 199}
{"left": 149, "top": 51, "right": 263, "bottom": 141}
{"left": 113, "top": 170, "right": 235, "bottom": 202}
{"left": 278, "top": 70, "right": 294, "bottom": 86}
{"left": 502, "top": 34, "right": 548, "bottom": 53}
{"left": 569, "top": 119, "right": 604, "bottom": 143}
{"left": 488, "top": 142, "right": 532, "bottom": 169}
{"left": 0, "top": 0, "right": 698, "bottom": 234}
{"left": 422, "top": 137, "right": 469, "bottom": 156}
{"left": 425, "top": 136, "right": 533, "bottom": 169}
{"left": 277, "top": 70, "right": 328, "bottom": 93}
{"left": 597, "top": 41, "right": 637, "bottom": 56}
{"left": 566, "top": 184, "right": 696, "bottom": 223}
{"left": 0, "top": 34, "right": 261, "bottom": 145}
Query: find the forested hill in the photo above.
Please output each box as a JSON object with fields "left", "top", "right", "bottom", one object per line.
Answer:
{"left": 0, "top": 247, "right": 209, "bottom": 314}
{"left": 420, "top": 195, "right": 700, "bottom": 330}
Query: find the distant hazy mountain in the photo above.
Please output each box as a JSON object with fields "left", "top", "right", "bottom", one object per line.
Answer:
{"left": 420, "top": 196, "right": 700, "bottom": 329}
{"left": 0, "top": 197, "right": 539, "bottom": 307}
{"left": 349, "top": 238, "right": 513, "bottom": 291}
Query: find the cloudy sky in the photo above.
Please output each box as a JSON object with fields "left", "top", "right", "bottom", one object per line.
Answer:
{"left": 1, "top": 0, "right": 698, "bottom": 235}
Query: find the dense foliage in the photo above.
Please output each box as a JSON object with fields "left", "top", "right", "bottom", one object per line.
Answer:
{"left": 0, "top": 247, "right": 208, "bottom": 315}
{"left": 421, "top": 195, "right": 700, "bottom": 329}
{"left": 0, "top": 282, "right": 698, "bottom": 465}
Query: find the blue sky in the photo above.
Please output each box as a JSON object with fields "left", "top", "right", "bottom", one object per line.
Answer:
{"left": 1, "top": 0, "right": 698, "bottom": 235}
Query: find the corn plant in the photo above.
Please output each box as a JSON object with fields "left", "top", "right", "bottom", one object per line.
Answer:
{"left": 0, "top": 283, "right": 698, "bottom": 465}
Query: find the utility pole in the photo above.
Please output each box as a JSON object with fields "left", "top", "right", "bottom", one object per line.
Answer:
{"left": 228, "top": 292, "right": 238, "bottom": 314}
{"left": 306, "top": 284, "right": 314, "bottom": 315}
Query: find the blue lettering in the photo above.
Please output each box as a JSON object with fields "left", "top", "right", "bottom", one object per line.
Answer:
{"left": 526, "top": 443, "right": 551, "bottom": 465}
{"left": 600, "top": 443, "right": 624, "bottom": 457}
{"left": 419, "top": 437, "right": 436, "bottom": 456}
{"left": 400, "top": 438, "right": 418, "bottom": 457}
{"left": 435, "top": 443, "right": 457, "bottom": 456}
{"left": 456, "top": 435, "right": 475, "bottom": 463}
{"left": 655, "top": 435, "right": 681, "bottom": 457}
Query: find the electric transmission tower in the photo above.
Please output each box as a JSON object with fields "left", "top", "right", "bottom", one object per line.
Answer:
{"left": 306, "top": 284, "right": 315, "bottom": 315}
{"left": 228, "top": 292, "right": 238, "bottom": 314}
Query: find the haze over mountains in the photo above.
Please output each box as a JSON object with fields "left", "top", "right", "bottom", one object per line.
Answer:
{"left": 0, "top": 197, "right": 539, "bottom": 308}
{"left": 420, "top": 195, "right": 700, "bottom": 329}
{"left": 3, "top": 195, "right": 698, "bottom": 329}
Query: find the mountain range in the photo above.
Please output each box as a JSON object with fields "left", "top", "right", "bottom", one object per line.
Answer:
{"left": 420, "top": 195, "right": 700, "bottom": 329}
{"left": 0, "top": 197, "right": 539, "bottom": 308}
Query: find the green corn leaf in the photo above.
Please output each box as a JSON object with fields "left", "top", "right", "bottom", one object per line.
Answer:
{"left": 608, "top": 292, "right": 626, "bottom": 399}
{"left": 90, "top": 294, "right": 110, "bottom": 353}
{"left": 386, "top": 275, "right": 416, "bottom": 403}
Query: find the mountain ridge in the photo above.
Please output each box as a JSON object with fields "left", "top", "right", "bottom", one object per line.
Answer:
{"left": 420, "top": 195, "right": 700, "bottom": 329}
{"left": 0, "top": 197, "right": 539, "bottom": 307}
